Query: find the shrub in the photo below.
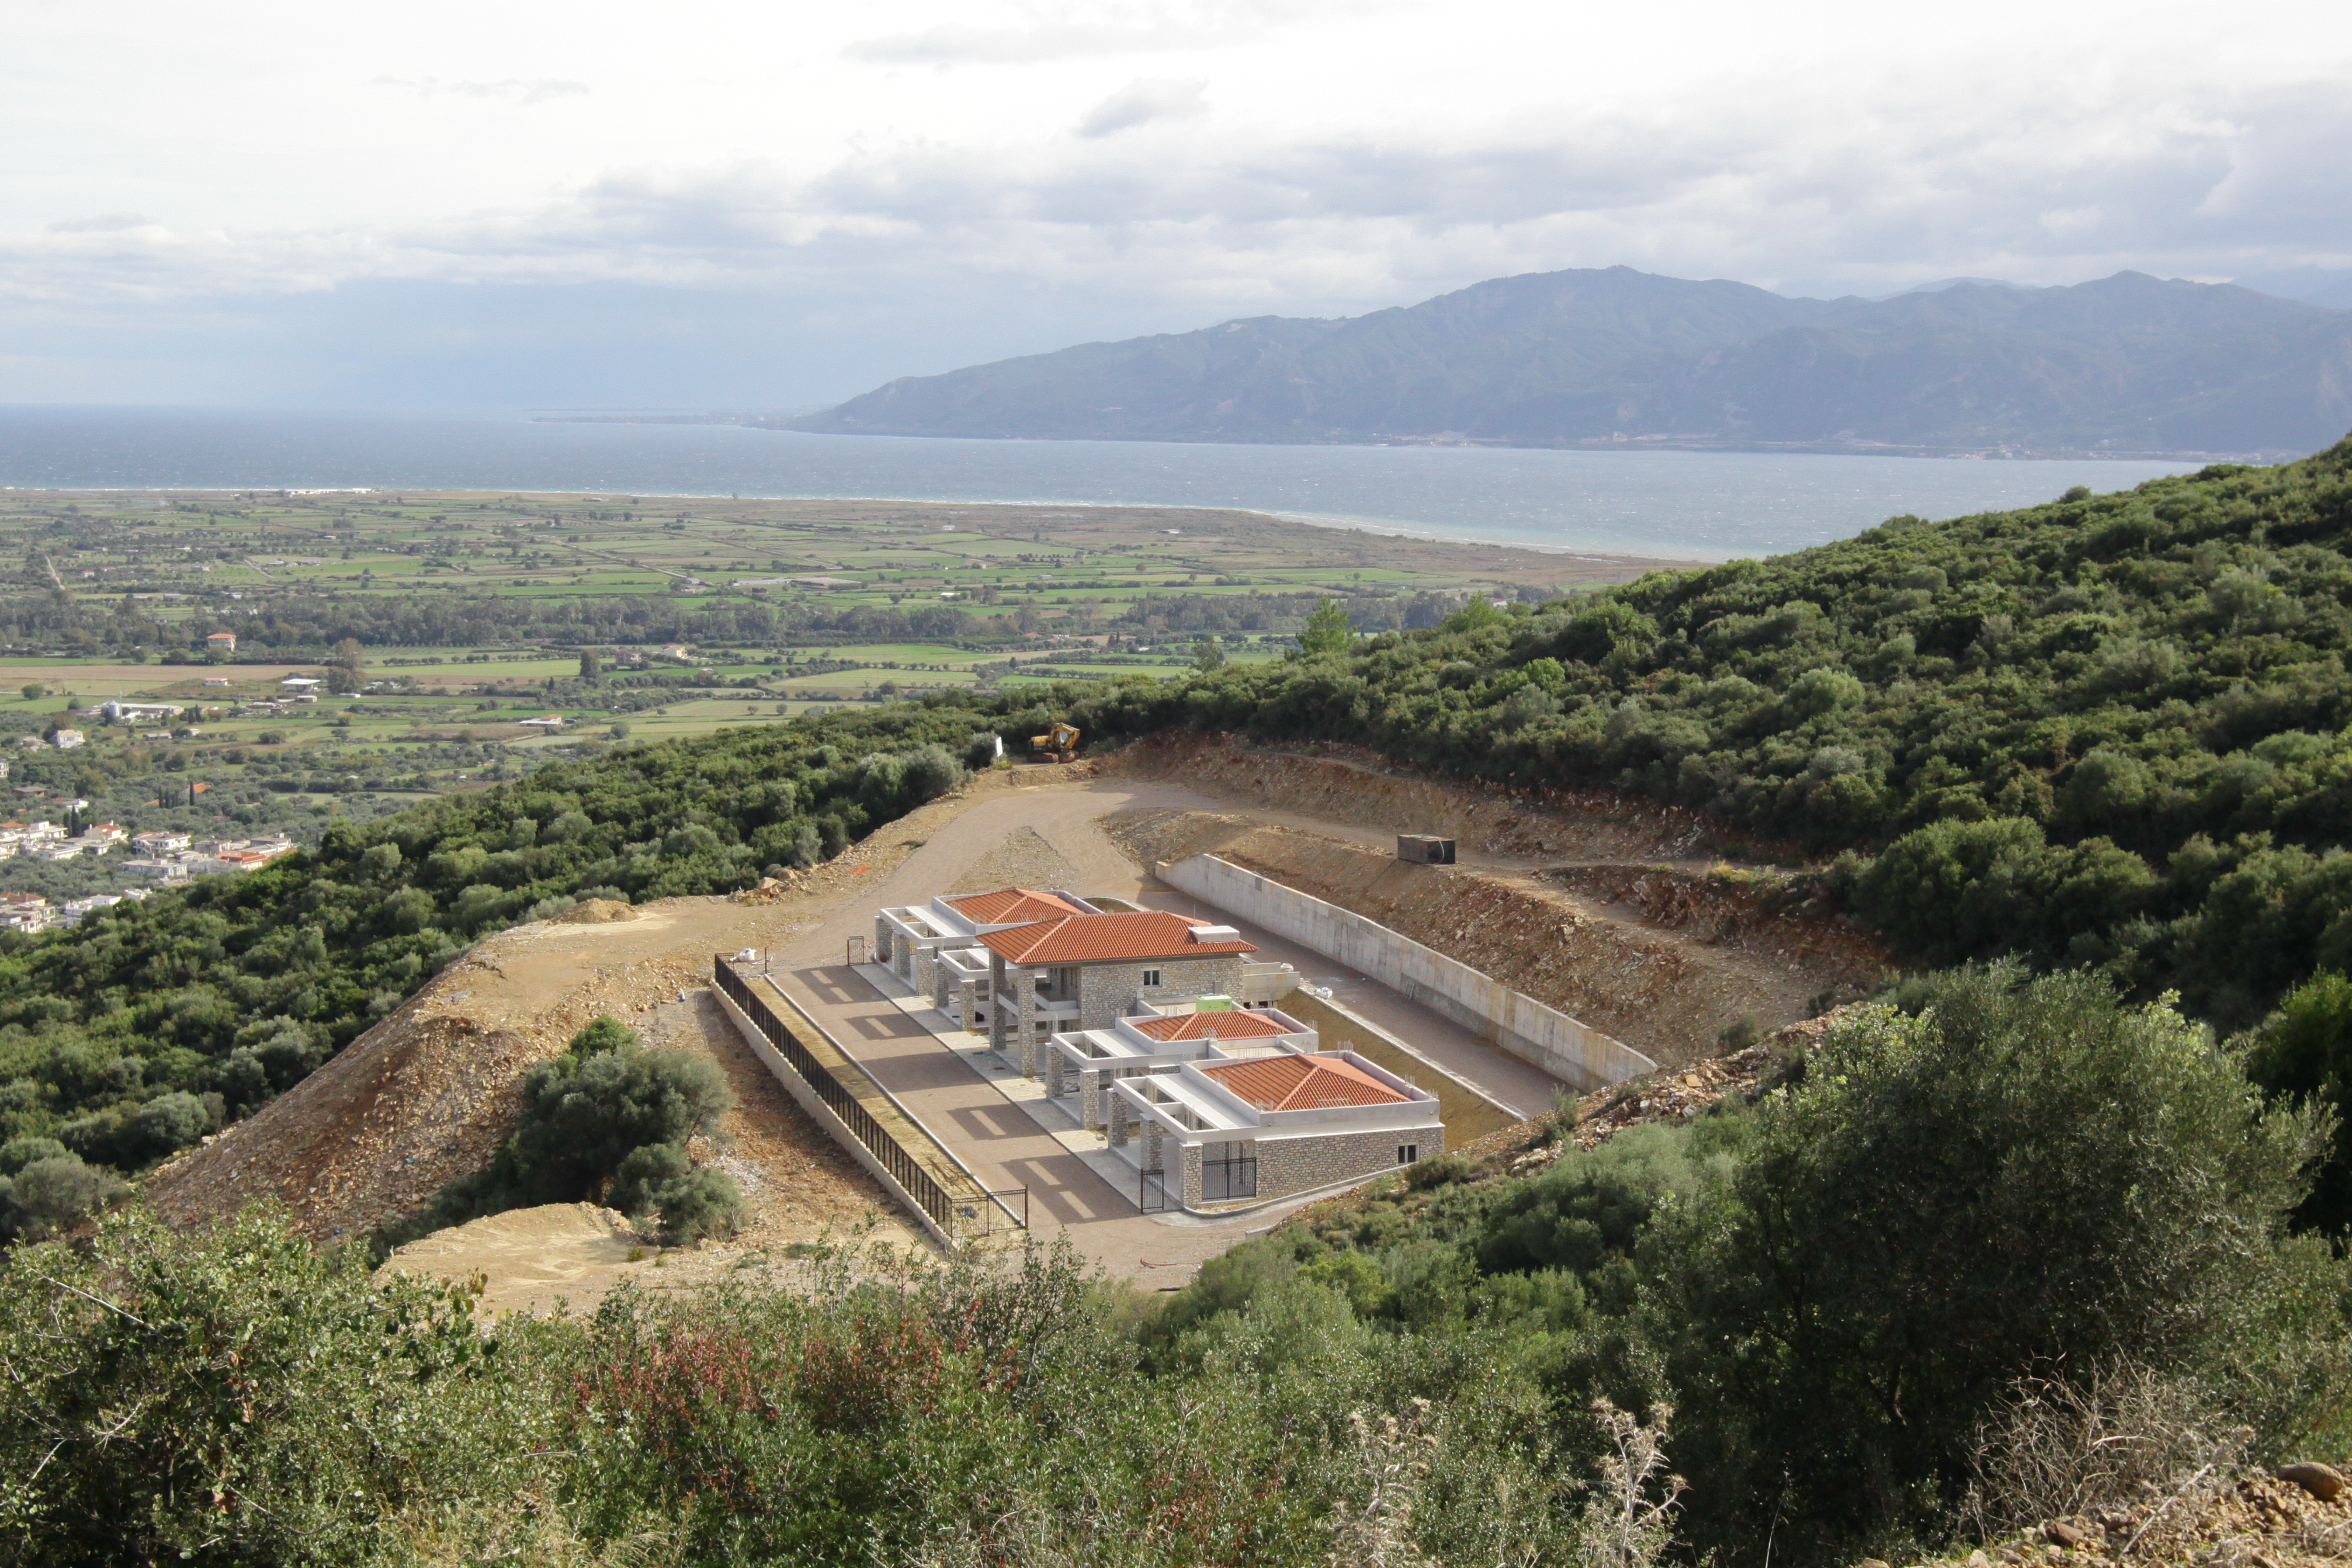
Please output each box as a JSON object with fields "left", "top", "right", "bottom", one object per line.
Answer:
{"left": 565, "top": 1016, "right": 640, "bottom": 1058}
{"left": 0, "top": 1209, "right": 512, "bottom": 1562}
{"left": 644, "top": 1165, "right": 745, "bottom": 1244}
{"left": 2246, "top": 968, "right": 2352, "bottom": 1235}
{"left": 0, "top": 1153, "right": 126, "bottom": 1243}
{"left": 1653, "top": 965, "right": 2344, "bottom": 1563}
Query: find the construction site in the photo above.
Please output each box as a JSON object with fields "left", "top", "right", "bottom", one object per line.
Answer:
{"left": 145, "top": 732, "right": 1888, "bottom": 1314}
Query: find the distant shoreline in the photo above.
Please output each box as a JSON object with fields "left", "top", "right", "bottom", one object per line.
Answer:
{"left": 534, "top": 414, "right": 2285, "bottom": 466}
{"left": 0, "top": 482, "right": 1712, "bottom": 570}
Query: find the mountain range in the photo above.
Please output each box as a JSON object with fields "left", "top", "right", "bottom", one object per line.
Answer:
{"left": 779, "top": 266, "right": 2352, "bottom": 457}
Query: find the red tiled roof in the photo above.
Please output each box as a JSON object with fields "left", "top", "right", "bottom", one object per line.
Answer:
{"left": 942, "top": 887, "right": 1088, "bottom": 925}
{"left": 1130, "top": 1011, "right": 1289, "bottom": 1042}
{"left": 1197, "top": 1054, "right": 1412, "bottom": 1111}
{"left": 977, "top": 910, "right": 1257, "bottom": 965}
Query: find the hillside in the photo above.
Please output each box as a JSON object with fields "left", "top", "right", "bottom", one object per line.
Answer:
{"left": 1046, "top": 435, "right": 2352, "bottom": 1026}
{"left": 783, "top": 266, "right": 2352, "bottom": 456}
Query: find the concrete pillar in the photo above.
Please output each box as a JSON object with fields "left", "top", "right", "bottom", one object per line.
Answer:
{"left": 872, "top": 917, "right": 890, "bottom": 965}
{"left": 1108, "top": 1090, "right": 1129, "bottom": 1148}
{"left": 1143, "top": 1119, "right": 1165, "bottom": 1174}
{"left": 1047, "top": 1045, "right": 1067, "bottom": 1097}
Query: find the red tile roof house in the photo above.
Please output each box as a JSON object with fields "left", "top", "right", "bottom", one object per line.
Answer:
{"left": 873, "top": 887, "right": 1105, "bottom": 1027}
{"left": 1111, "top": 1049, "right": 1444, "bottom": 1209}
{"left": 976, "top": 910, "right": 1261, "bottom": 1076}
{"left": 1049, "top": 997, "right": 1319, "bottom": 1130}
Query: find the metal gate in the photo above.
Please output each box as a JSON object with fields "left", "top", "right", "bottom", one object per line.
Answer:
{"left": 1201, "top": 1143, "right": 1258, "bottom": 1202}
{"left": 1137, "top": 1168, "right": 1170, "bottom": 1213}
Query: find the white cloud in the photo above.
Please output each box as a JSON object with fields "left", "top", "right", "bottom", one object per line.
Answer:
{"left": 9, "top": 70, "right": 2352, "bottom": 319}
{"left": 4, "top": 0, "right": 2352, "bottom": 404}
{"left": 46, "top": 212, "right": 158, "bottom": 234}
{"left": 1077, "top": 78, "right": 1207, "bottom": 137}
{"left": 373, "top": 76, "right": 590, "bottom": 106}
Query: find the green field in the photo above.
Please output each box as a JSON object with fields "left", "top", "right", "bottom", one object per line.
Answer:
{"left": 0, "top": 487, "right": 1680, "bottom": 901}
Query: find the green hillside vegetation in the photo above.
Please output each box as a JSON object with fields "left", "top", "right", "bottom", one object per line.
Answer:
{"left": 3, "top": 969, "right": 2342, "bottom": 1568}
{"left": 0, "top": 704, "right": 984, "bottom": 1213}
{"left": 9, "top": 449, "right": 2352, "bottom": 1564}
{"left": 1059, "top": 436, "right": 2352, "bottom": 1025}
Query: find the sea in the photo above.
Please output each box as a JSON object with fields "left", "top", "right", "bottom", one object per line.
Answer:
{"left": 0, "top": 406, "right": 2214, "bottom": 562}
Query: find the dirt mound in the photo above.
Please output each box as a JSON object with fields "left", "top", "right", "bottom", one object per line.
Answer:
{"left": 1107, "top": 732, "right": 1728, "bottom": 865}
{"left": 378, "top": 1203, "right": 654, "bottom": 1317}
{"left": 143, "top": 1002, "right": 557, "bottom": 1243}
{"left": 551, "top": 897, "right": 637, "bottom": 923}
{"left": 143, "top": 908, "right": 813, "bottom": 1243}
{"left": 949, "top": 824, "right": 1085, "bottom": 893}
{"left": 1914, "top": 1469, "right": 2352, "bottom": 1568}
{"left": 1108, "top": 807, "right": 1881, "bottom": 1066}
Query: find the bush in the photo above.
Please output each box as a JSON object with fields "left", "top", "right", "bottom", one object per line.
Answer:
{"left": 606, "top": 1140, "right": 689, "bottom": 1217}
{"left": 481, "top": 1040, "right": 729, "bottom": 1207}
{"left": 384, "top": 1017, "right": 734, "bottom": 1251}
{"left": 644, "top": 1165, "right": 745, "bottom": 1244}
{"left": 0, "top": 1208, "right": 512, "bottom": 1562}
{"left": 565, "top": 1016, "right": 640, "bottom": 1057}
{"left": 0, "top": 1153, "right": 126, "bottom": 1243}
{"left": 2246, "top": 968, "right": 2352, "bottom": 1235}
{"left": 1653, "top": 965, "right": 2345, "bottom": 1563}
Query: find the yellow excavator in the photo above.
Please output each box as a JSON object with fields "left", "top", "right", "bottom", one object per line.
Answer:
{"left": 1029, "top": 721, "right": 1080, "bottom": 763}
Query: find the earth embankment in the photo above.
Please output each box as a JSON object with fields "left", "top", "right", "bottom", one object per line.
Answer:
{"left": 1105, "top": 736, "right": 1886, "bottom": 1065}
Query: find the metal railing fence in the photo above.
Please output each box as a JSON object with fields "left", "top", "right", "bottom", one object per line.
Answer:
{"left": 713, "top": 955, "right": 1028, "bottom": 1242}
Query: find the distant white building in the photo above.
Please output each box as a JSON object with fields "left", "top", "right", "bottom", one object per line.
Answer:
{"left": 516, "top": 714, "right": 566, "bottom": 728}
{"left": 206, "top": 631, "right": 237, "bottom": 651}
{"left": 100, "top": 700, "right": 183, "bottom": 723}
{"left": 51, "top": 730, "right": 84, "bottom": 750}
{"left": 278, "top": 676, "right": 319, "bottom": 689}
{"left": 131, "top": 830, "right": 193, "bottom": 855}
{"left": 123, "top": 858, "right": 190, "bottom": 881}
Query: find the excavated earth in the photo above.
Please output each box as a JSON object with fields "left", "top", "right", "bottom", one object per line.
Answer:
{"left": 1105, "top": 735, "right": 1888, "bottom": 1067}
{"left": 141, "top": 739, "right": 1886, "bottom": 1306}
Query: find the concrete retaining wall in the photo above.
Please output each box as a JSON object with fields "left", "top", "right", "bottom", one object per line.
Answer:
{"left": 1159, "top": 855, "right": 1657, "bottom": 1091}
{"left": 710, "top": 983, "right": 959, "bottom": 1253}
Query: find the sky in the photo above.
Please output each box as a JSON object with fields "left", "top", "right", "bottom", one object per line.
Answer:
{"left": 4, "top": 0, "right": 2350, "bottom": 410}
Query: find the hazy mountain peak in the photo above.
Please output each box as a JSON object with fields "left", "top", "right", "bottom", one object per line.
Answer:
{"left": 786, "top": 265, "right": 2352, "bottom": 458}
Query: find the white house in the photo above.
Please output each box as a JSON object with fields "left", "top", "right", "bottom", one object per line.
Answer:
{"left": 875, "top": 886, "right": 1102, "bottom": 1018}
{"left": 873, "top": 887, "right": 1302, "bottom": 1065}
{"left": 51, "top": 730, "right": 84, "bottom": 750}
{"left": 1049, "top": 997, "right": 1319, "bottom": 1128}
{"left": 1110, "top": 1048, "right": 1443, "bottom": 1209}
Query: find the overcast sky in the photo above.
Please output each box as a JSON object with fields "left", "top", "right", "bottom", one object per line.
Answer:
{"left": 5, "top": 0, "right": 2350, "bottom": 408}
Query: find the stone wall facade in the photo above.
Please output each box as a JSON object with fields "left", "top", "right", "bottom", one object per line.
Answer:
{"left": 1074, "top": 954, "right": 1246, "bottom": 1031}
{"left": 994, "top": 953, "right": 1248, "bottom": 1073}
{"left": 1255, "top": 1125, "right": 1444, "bottom": 1201}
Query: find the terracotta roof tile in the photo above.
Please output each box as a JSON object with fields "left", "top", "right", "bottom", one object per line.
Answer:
{"left": 1130, "top": 1011, "right": 1289, "bottom": 1041}
{"left": 977, "top": 911, "right": 1257, "bottom": 965}
{"left": 941, "top": 887, "right": 1088, "bottom": 925}
{"left": 1196, "top": 1054, "right": 1412, "bottom": 1111}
